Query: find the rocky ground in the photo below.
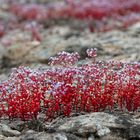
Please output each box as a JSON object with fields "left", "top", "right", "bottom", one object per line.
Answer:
{"left": 0, "top": 111, "right": 140, "bottom": 140}
{"left": 0, "top": 22, "right": 140, "bottom": 140}
{"left": 0, "top": 0, "right": 140, "bottom": 140}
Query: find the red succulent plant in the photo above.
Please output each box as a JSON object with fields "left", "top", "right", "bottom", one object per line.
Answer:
{"left": 0, "top": 49, "right": 139, "bottom": 121}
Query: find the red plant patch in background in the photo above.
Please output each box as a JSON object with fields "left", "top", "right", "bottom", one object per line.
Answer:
{"left": 9, "top": 0, "right": 140, "bottom": 31}
{"left": 0, "top": 23, "right": 5, "bottom": 37}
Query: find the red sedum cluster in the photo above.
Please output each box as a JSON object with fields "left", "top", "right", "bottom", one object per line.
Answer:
{"left": 0, "top": 49, "right": 140, "bottom": 121}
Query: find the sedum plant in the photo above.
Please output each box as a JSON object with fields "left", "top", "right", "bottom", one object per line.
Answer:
{"left": 0, "top": 49, "right": 140, "bottom": 121}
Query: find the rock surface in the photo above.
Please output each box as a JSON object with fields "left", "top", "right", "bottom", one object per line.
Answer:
{"left": 0, "top": 123, "right": 21, "bottom": 137}
{"left": 1, "top": 23, "right": 140, "bottom": 69}
{"left": 0, "top": 112, "right": 140, "bottom": 140}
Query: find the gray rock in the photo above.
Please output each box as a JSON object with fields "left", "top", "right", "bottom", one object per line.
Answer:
{"left": 4, "top": 137, "right": 20, "bottom": 140}
{"left": 0, "top": 3, "right": 140, "bottom": 69}
{"left": 2, "top": 22, "right": 140, "bottom": 68}
{"left": 0, "top": 112, "right": 140, "bottom": 140}
{"left": 88, "top": 134, "right": 95, "bottom": 140}
{"left": 96, "top": 124, "right": 110, "bottom": 137}
{"left": 21, "top": 132, "right": 67, "bottom": 140}
{"left": 53, "top": 133, "right": 67, "bottom": 140}
{"left": 51, "top": 112, "right": 133, "bottom": 139}
{"left": 0, "top": 135, "right": 5, "bottom": 140}
{"left": 0, "top": 123, "right": 21, "bottom": 137}
{"left": 21, "top": 131, "right": 82, "bottom": 140}
{"left": 129, "top": 125, "right": 140, "bottom": 139}
{"left": 0, "top": 74, "right": 8, "bottom": 81}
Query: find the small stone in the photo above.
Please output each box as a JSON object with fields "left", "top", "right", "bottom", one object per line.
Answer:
{"left": 88, "top": 134, "right": 95, "bottom": 140}
{"left": 53, "top": 133, "right": 68, "bottom": 140}
{"left": 96, "top": 124, "right": 110, "bottom": 137}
